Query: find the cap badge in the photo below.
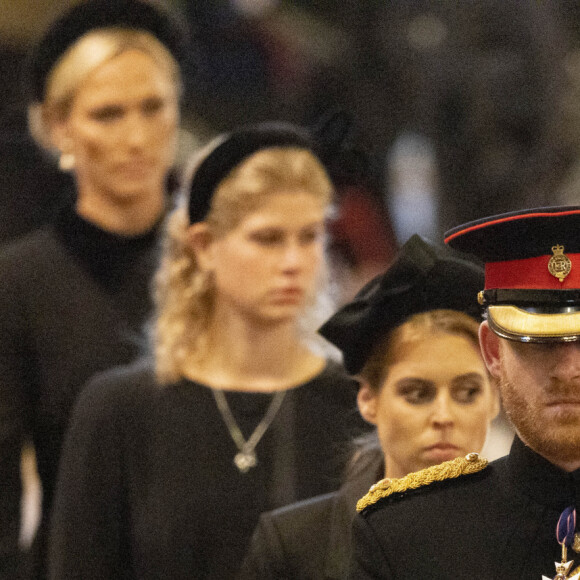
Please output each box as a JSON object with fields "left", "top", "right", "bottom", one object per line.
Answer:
{"left": 548, "top": 245, "right": 572, "bottom": 283}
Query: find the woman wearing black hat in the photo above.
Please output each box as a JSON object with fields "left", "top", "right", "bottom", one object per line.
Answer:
{"left": 48, "top": 124, "right": 366, "bottom": 579}
{"left": 0, "top": 1, "right": 185, "bottom": 578}
{"left": 239, "top": 235, "right": 501, "bottom": 580}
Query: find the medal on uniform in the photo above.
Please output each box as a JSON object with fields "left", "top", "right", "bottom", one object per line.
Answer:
{"left": 543, "top": 507, "right": 580, "bottom": 579}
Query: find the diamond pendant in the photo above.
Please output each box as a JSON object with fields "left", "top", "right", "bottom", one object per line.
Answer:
{"left": 234, "top": 451, "right": 257, "bottom": 473}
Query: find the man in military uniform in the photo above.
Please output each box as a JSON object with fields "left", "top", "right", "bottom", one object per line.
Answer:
{"left": 349, "top": 206, "right": 580, "bottom": 579}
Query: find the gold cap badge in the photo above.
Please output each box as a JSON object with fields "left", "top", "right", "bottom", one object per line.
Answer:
{"left": 548, "top": 245, "right": 572, "bottom": 283}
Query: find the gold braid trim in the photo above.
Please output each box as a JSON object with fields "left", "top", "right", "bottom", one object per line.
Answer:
{"left": 356, "top": 452, "right": 488, "bottom": 513}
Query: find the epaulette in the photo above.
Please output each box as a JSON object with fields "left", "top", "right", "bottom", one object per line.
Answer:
{"left": 356, "top": 452, "right": 488, "bottom": 513}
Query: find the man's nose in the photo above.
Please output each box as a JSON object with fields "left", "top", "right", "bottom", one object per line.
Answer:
{"left": 552, "top": 342, "right": 580, "bottom": 383}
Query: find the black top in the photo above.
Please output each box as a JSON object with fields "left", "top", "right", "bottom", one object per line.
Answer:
{"left": 239, "top": 447, "right": 383, "bottom": 580}
{"left": 0, "top": 204, "right": 160, "bottom": 579}
{"left": 49, "top": 360, "right": 366, "bottom": 580}
{"left": 349, "top": 436, "right": 580, "bottom": 579}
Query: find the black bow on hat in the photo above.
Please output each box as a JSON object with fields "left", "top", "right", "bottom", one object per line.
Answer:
{"left": 319, "top": 234, "right": 484, "bottom": 375}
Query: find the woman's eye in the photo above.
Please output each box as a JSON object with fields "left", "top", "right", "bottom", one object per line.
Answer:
{"left": 453, "top": 385, "right": 482, "bottom": 404}
{"left": 398, "top": 384, "right": 434, "bottom": 404}
{"left": 142, "top": 98, "right": 164, "bottom": 116}
{"left": 90, "top": 106, "right": 123, "bottom": 122}
{"left": 299, "top": 228, "right": 322, "bottom": 245}
{"left": 251, "top": 231, "right": 283, "bottom": 246}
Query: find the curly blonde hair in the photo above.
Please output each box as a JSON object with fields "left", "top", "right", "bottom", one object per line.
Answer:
{"left": 152, "top": 142, "right": 336, "bottom": 384}
{"left": 359, "top": 309, "right": 481, "bottom": 392}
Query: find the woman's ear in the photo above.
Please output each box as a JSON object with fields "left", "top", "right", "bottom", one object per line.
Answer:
{"left": 45, "top": 110, "right": 71, "bottom": 155}
{"left": 186, "top": 222, "right": 215, "bottom": 271}
{"left": 357, "top": 380, "right": 379, "bottom": 426}
{"left": 479, "top": 321, "right": 502, "bottom": 381}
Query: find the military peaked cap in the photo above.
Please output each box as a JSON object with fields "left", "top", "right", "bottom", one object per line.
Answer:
{"left": 445, "top": 205, "right": 580, "bottom": 342}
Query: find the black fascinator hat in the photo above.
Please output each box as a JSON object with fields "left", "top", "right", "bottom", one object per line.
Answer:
{"left": 319, "top": 235, "right": 484, "bottom": 375}
{"left": 28, "top": 0, "right": 188, "bottom": 103}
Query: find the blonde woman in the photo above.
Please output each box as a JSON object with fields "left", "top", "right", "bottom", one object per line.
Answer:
{"left": 0, "top": 1, "right": 184, "bottom": 576}
{"left": 49, "top": 123, "right": 366, "bottom": 579}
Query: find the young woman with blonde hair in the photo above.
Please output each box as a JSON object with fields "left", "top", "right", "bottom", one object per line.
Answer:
{"left": 49, "top": 123, "right": 366, "bottom": 579}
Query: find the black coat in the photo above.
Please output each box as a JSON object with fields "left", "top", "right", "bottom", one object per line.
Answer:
{"left": 0, "top": 204, "right": 159, "bottom": 579}
{"left": 349, "top": 436, "right": 580, "bottom": 579}
{"left": 240, "top": 448, "right": 383, "bottom": 580}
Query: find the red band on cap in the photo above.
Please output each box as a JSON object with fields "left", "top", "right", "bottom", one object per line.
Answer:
{"left": 485, "top": 254, "right": 580, "bottom": 289}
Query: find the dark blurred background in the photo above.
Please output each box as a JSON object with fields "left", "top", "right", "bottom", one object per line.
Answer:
{"left": 2, "top": 0, "right": 580, "bottom": 246}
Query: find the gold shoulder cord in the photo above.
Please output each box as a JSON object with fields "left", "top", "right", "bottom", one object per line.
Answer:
{"left": 356, "top": 452, "right": 488, "bottom": 513}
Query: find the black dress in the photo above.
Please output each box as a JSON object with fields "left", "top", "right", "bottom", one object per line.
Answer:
{"left": 349, "top": 436, "right": 580, "bottom": 579}
{"left": 48, "top": 360, "right": 366, "bottom": 580}
{"left": 0, "top": 204, "right": 160, "bottom": 579}
{"left": 239, "top": 447, "right": 383, "bottom": 580}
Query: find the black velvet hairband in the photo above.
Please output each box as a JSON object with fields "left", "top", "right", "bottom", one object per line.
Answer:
{"left": 28, "top": 0, "right": 188, "bottom": 103}
{"left": 187, "top": 123, "right": 315, "bottom": 224}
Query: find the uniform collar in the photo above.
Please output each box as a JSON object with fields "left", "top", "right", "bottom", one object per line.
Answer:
{"left": 508, "top": 435, "right": 580, "bottom": 510}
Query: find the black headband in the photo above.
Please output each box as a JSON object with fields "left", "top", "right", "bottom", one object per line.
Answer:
{"left": 187, "top": 123, "right": 315, "bottom": 224}
{"left": 27, "top": 0, "right": 188, "bottom": 103}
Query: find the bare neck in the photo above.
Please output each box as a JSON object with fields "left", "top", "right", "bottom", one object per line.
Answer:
{"left": 183, "top": 309, "right": 325, "bottom": 392}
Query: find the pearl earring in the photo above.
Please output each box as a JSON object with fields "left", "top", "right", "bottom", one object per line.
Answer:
{"left": 59, "top": 152, "right": 75, "bottom": 171}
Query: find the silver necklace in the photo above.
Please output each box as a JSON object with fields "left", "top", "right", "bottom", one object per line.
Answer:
{"left": 211, "top": 388, "right": 286, "bottom": 473}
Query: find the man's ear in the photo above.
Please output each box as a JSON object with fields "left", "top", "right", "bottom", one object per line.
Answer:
{"left": 357, "top": 380, "right": 379, "bottom": 426}
{"left": 186, "top": 222, "right": 215, "bottom": 271}
{"left": 479, "top": 321, "right": 502, "bottom": 380}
